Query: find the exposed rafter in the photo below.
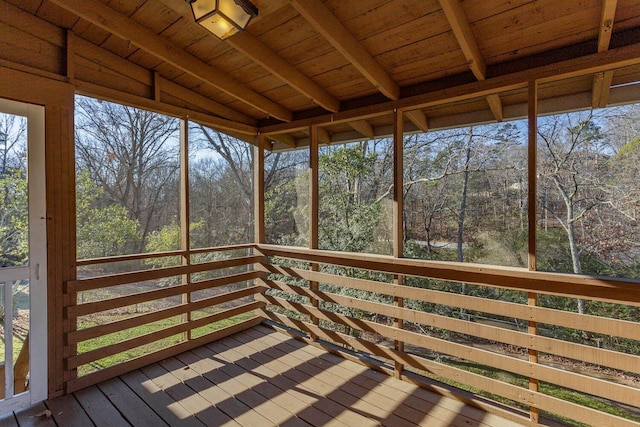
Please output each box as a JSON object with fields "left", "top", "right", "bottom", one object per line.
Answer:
{"left": 260, "top": 43, "right": 640, "bottom": 134}
{"left": 438, "top": 0, "right": 486, "bottom": 81}
{"left": 485, "top": 94, "right": 503, "bottom": 122}
{"left": 227, "top": 33, "right": 340, "bottom": 113}
{"left": 404, "top": 110, "right": 429, "bottom": 132}
{"left": 438, "top": 0, "right": 507, "bottom": 121}
{"left": 290, "top": 0, "right": 400, "bottom": 101}
{"left": 592, "top": 0, "right": 618, "bottom": 108}
{"left": 598, "top": 0, "right": 618, "bottom": 53}
{"left": 48, "top": 0, "right": 293, "bottom": 122}
{"left": 349, "top": 120, "right": 374, "bottom": 139}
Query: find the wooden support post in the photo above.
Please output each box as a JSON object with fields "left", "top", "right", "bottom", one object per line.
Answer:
{"left": 253, "top": 134, "right": 266, "bottom": 319}
{"left": 179, "top": 118, "right": 191, "bottom": 341}
{"left": 254, "top": 135, "right": 265, "bottom": 244}
{"left": 153, "top": 71, "right": 161, "bottom": 102}
{"left": 393, "top": 109, "right": 405, "bottom": 378}
{"left": 527, "top": 80, "right": 540, "bottom": 424}
{"left": 309, "top": 126, "right": 320, "bottom": 340}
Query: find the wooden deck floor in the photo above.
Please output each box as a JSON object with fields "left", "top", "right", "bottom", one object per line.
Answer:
{"left": 0, "top": 325, "right": 526, "bottom": 427}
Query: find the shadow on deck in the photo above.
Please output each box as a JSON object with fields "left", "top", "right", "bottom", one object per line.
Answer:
{"left": 1, "top": 325, "right": 535, "bottom": 426}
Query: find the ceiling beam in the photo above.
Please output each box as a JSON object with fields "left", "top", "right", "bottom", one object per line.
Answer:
{"left": 405, "top": 110, "right": 429, "bottom": 132}
{"left": 48, "top": 0, "right": 293, "bottom": 122}
{"left": 438, "top": 1, "right": 503, "bottom": 123}
{"left": 227, "top": 33, "right": 340, "bottom": 113}
{"left": 438, "top": 0, "right": 486, "bottom": 81}
{"left": 485, "top": 93, "right": 503, "bottom": 122}
{"left": 260, "top": 42, "right": 640, "bottom": 134}
{"left": 268, "top": 133, "right": 297, "bottom": 148}
{"left": 348, "top": 120, "right": 374, "bottom": 139}
{"left": 592, "top": 0, "right": 618, "bottom": 108}
{"left": 290, "top": 0, "right": 400, "bottom": 101}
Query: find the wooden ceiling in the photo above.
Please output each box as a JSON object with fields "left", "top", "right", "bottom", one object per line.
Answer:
{"left": 2, "top": 0, "right": 640, "bottom": 148}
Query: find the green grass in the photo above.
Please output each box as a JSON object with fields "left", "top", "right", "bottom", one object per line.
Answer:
{"left": 77, "top": 311, "right": 255, "bottom": 376}
{"left": 0, "top": 335, "right": 28, "bottom": 363}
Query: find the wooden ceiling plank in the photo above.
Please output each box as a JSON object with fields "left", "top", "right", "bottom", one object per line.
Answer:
{"left": 405, "top": 110, "right": 429, "bottom": 132}
{"left": 47, "top": 0, "right": 292, "bottom": 122}
{"left": 348, "top": 120, "right": 375, "bottom": 139}
{"left": 153, "top": 0, "right": 337, "bottom": 112}
{"left": 290, "top": 0, "right": 400, "bottom": 100}
{"left": 72, "top": 32, "right": 255, "bottom": 124}
{"left": 160, "top": 77, "right": 256, "bottom": 125}
{"left": 0, "top": 1, "right": 66, "bottom": 48}
{"left": 592, "top": 0, "right": 618, "bottom": 108}
{"left": 228, "top": 32, "right": 340, "bottom": 113}
{"left": 485, "top": 93, "right": 504, "bottom": 122}
{"left": 438, "top": 0, "right": 487, "bottom": 81}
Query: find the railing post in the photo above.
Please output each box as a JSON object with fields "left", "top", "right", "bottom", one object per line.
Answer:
{"left": 393, "top": 108, "right": 405, "bottom": 378}
{"left": 527, "top": 80, "right": 539, "bottom": 424}
{"left": 254, "top": 134, "right": 267, "bottom": 317}
{"left": 254, "top": 134, "right": 265, "bottom": 245}
{"left": 309, "top": 125, "right": 320, "bottom": 340}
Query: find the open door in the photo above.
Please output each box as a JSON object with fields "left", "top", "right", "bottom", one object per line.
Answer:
{"left": 0, "top": 98, "right": 47, "bottom": 411}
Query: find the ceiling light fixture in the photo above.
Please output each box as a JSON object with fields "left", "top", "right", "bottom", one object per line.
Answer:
{"left": 186, "top": 0, "right": 258, "bottom": 40}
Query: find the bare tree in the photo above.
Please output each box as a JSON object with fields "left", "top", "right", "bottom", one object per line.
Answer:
{"left": 75, "top": 96, "right": 180, "bottom": 252}
{"left": 538, "top": 111, "right": 610, "bottom": 314}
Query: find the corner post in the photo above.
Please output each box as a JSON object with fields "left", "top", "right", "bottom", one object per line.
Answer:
{"left": 309, "top": 125, "right": 320, "bottom": 340}
{"left": 527, "top": 80, "right": 540, "bottom": 424}
{"left": 393, "top": 109, "right": 405, "bottom": 378}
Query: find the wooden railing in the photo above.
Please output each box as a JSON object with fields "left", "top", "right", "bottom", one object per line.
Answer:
{"left": 63, "top": 244, "right": 266, "bottom": 392}
{"left": 256, "top": 244, "right": 640, "bottom": 427}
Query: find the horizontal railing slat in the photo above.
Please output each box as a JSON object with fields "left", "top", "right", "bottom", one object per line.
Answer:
{"left": 69, "top": 294, "right": 264, "bottom": 368}
{"left": 68, "top": 255, "right": 262, "bottom": 293}
{"left": 259, "top": 244, "right": 640, "bottom": 305}
{"left": 258, "top": 263, "right": 640, "bottom": 341}
{"left": 261, "top": 310, "right": 638, "bottom": 427}
{"left": 69, "top": 280, "right": 264, "bottom": 343}
{"left": 67, "top": 271, "right": 261, "bottom": 318}
{"left": 76, "top": 243, "right": 256, "bottom": 266}
{"left": 259, "top": 294, "right": 640, "bottom": 409}
{"left": 265, "top": 278, "right": 640, "bottom": 375}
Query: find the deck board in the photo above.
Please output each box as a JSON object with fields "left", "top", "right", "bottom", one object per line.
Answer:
{"left": 73, "top": 385, "right": 136, "bottom": 427}
{"left": 4, "top": 324, "right": 528, "bottom": 426}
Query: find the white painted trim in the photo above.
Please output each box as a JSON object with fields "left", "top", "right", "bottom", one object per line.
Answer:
{"left": 0, "top": 267, "right": 29, "bottom": 283}
{"left": 0, "top": 98, "right": 47, "bottom": 408}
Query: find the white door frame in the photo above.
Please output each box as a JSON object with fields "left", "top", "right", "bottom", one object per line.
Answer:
{"left": 0, "top": 98, "right": 47, "bottom": 411}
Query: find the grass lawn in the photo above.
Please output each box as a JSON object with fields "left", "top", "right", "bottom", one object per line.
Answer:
{"left": 77, "top": 311, "right": 255, "bottom": 376}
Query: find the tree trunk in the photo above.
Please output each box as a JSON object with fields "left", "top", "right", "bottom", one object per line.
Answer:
{"left": 458, "top": 130, "right": 473, "bottom": 316}
{"left": 457, "top": 131, "right": 473, "bottom": 263}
